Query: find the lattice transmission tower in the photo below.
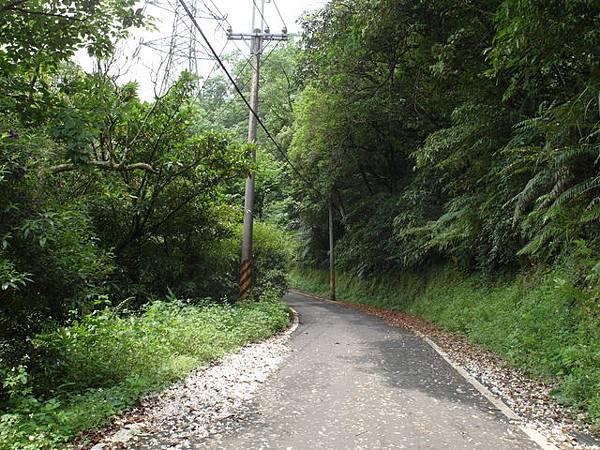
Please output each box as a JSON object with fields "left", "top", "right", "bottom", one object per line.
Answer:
{"left": 142, "top": 0, "right": 228, "bottom": 95}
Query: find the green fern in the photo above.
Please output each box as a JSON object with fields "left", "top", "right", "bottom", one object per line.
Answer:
{"left": 551, "top": 176, "right": 600, "bottom": 209}
{"left": 581, "top": 201, "right": 600, "bottom": 223}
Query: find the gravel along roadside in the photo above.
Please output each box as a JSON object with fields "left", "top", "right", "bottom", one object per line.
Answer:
{"left": 289, "top": 289, "right": 600, "bottom": 450}
{"left": 83, "top": 289, "right": 600, "bottom": 450}
{"left": 81, "top": 308, "right": 299, "bottom": 450}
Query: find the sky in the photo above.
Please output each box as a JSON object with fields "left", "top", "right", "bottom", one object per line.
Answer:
{"left": 77, "top": 0, "right": 329, "bottom": 100}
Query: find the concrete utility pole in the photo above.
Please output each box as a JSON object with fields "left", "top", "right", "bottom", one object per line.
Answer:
{"left": 228, "top": 0, "right": 287, "bottom": 299}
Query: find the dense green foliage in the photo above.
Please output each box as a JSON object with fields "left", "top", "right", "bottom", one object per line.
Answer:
{"left": 289, "top": 0, "right": 600, "bottom": 275}
{"left": 4, "top": 0, "right": 600, "bottom": 443}
{"left": 1, "top": 295, "right": 289, "bottom": 450}
{"left": 290, "top": 267, "right": 600, "bottom": 425}
{"left": 1, "top": 2, "right": 294, "bottom": 448}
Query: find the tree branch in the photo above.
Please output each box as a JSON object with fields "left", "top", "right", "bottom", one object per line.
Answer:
{"left": 0, "top": 0, "right": 28, "bottom": 12}
{"left": 48, "top": 161, "right": 157, "bottom": 174}
{"left": 11, "top": 7, "right": 81, "bottom": 20}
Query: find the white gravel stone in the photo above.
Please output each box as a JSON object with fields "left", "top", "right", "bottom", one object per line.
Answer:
{"left": 84, "top": 314, "right": 297, "bottom": 450}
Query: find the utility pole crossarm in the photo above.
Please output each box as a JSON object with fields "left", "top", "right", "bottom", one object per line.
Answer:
{"left": 228, "top": 32, "right": 288, "bottom": 42}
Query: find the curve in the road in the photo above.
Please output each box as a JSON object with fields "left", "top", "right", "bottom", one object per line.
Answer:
{"left": 208, "top": 291, "right": 540, "bottom": 449}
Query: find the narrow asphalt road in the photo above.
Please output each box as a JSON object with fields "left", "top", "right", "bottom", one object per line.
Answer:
{"left": 208, "top": 291, "right": 538, "bottom": 449}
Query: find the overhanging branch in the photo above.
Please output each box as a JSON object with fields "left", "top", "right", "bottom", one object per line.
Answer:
{"left": 11, "top": 7, "right": 82, "bottom": 20}
{"left": 0, "top": 0, "right": 28, "bottom": 12}
{"left": 49, "top": 161, "right": 157, "bottom": 174}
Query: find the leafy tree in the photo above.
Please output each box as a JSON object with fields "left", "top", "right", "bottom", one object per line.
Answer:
{"left": 289, "top": 0, "right": 600, "bottom": 276}
{"left": 0, "top": 0, "right": 146, "bottom": 119}
{"left": 0, "top": 3, "right": 292, "bottom": 378}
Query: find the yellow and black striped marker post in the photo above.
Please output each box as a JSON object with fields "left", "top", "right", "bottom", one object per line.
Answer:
{"left": 240, "top": 259, "right": 252, "bottom": 299}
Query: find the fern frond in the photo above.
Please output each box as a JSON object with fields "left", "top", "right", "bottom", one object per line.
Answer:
{"left": 517, "top": 224, "right": 557, "bottom": 257}
{"left": 581, "top": 201, "right": 600, "bottom": 223}
{"left": 553, "top": 144, "right": 600, "bottom": 168}
{"left": 539, "top": 166, "right": 571, "bottom": 210}
{"left": 551, "top": 176, "right": 600, "bottom": 209}
{"left": 510, "top": 168, "right": 553, "bottom": 222}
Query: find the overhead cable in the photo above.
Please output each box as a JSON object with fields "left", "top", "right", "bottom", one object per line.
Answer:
{"left": 176, "top": 0, "right": 321, "bottom": 197}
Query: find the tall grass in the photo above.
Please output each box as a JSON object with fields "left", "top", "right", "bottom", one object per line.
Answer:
{"left": 0, "top": 295, "right": 289, "bottom": 450}
{"left": 289, "top": 266, "right": 600, "bottom": 426}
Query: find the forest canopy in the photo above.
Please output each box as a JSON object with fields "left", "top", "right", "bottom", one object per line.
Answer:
{"left": 289, "top": 0, "right": 600, "bottom": 277}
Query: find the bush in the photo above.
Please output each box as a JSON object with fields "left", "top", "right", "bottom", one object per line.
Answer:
{"left": 217, "top": 222, "right": 295, "bottom": 299}
{"left": 0, "top": 127, "right": 115, "bottom": 367}
{"left": 0, "top": 293, "right": 289, "bottom": 450}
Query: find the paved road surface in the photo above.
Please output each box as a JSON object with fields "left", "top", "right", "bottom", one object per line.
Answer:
{"left": 208, "top": 291, "right": 538, "bottom": 449}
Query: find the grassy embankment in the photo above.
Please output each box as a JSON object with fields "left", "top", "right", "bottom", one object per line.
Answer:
{"left": 289, "top": 266, "right": 600, "bottom": 426}
{"left": 1, "top": 296, "right": 289, "bottom": 450}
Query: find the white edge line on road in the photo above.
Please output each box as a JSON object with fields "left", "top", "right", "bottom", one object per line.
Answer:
{"left": 289, "top": 289, "right": 558, "bottom": 450}
{"left": 422, "top": 337, "right": 557, "bottom": 450}
{"left": 284, "top": 306, "right": 299, "bottom": 336}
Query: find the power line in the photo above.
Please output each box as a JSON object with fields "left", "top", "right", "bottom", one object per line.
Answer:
{"left": 214, "top": 40, "right": 280, "bottom": 114}
{"left": 203, "top": 0, "right": 231, "bottom": 26}
{"left": 196, "top": 53, "right": 254, "bottom": 110}
{"left": 196, "top": 41, "right": 228, "bottom": 94}
{"left": 252, "top": 0, "right": 270, "bottom": 30}
{"left": 262, "top": 39, "right": 282, "bottom": 65}
{"left": 200, "top": 0, "right": 252, "bottom": 52}
{"left": 176, "top": 0, "right": 322, "bottom": 197}
{"left": 214, "top": 40, "right": 281, "bottom": 112}
{"left": 271, "top": 0, "right": 287, "bottom": 30}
